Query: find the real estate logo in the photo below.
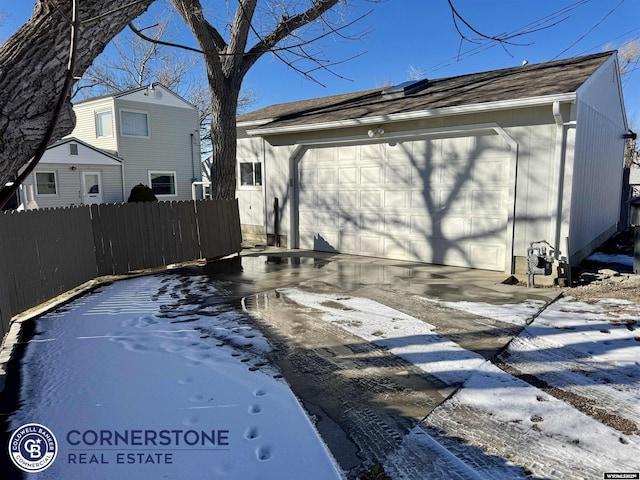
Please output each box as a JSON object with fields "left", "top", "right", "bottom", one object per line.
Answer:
{"left": 8, "top": 423, "right": 58, "bottom": 473}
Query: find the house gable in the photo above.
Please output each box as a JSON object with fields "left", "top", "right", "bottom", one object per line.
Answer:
{"left": 115, "top": 84, "right": 196, "bottom": 110}
{"left": 46, "top": 138, "right": 122, "bottom": 165}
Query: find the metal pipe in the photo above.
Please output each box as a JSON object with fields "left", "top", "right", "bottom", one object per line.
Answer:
{"left": 550, "top": 101, "right": 566, "bottom": 260}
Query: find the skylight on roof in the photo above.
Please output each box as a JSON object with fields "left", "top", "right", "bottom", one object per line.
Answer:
{"left": 382, "top": 78, "right": 430, "bottom": 99}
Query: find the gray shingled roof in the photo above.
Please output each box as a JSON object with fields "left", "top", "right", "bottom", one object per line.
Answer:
{"left": 238, "top": 52, "right": 613, "bottom": 130}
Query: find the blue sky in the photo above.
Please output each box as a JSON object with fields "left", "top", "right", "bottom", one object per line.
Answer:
{"left": 2, "top": 1, "right": 640, "bottom": 123}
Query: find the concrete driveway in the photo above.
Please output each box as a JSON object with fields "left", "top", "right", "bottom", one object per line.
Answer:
{"left": 183, "top": 248, "right": 560, "bottom": 477}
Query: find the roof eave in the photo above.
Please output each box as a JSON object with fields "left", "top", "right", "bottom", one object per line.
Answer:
{"left": 246, "top": 93, "right": 577, "bottom": 136}
{"left": 237, "top": 118, "right": 277, "bottom": 129}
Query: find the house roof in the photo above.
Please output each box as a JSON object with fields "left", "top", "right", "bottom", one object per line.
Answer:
{"left": 73, "top": 83, "right": 195, "bottom": 109}
{"left": 238, "top": 51, "right": 615, "bottom": 133}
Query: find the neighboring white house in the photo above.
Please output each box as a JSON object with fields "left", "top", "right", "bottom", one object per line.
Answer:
{"left": 21, "top": 137, "right": 124, "bottom": 208}
{"left": 21, "top": 84, "right": 202, "bottom": 208}
{"left": 235, "top": 51, "right": 628, "bottom": 278}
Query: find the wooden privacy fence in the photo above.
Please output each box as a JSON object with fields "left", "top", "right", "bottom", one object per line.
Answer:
{"left": 0, "top": 200, "right": 241, "bottom": 337}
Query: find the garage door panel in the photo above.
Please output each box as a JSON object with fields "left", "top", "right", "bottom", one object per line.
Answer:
{"left": 318, "top": 168, "right": 336, "bottom": 184}
{"left": 385, "top": 165, "right": 411, "bottom": 184}
{"left": 298, "top": 134, "right": 509, "bottom": 271}
{"left": 411, "top": 190, "right": 429, "bottom": 209}
{"left": 472, "top": 160, "right": 507, "bottom": 184}
{"left": 361, "top": 143, "right": 385, "bottom": 160}
{"left": 383, "top": 238, "right": 409, "bottom": 258}
{"left": 340, "top": 234, "right": 358, "bottom": 252}
{"left": 299, "top": 210, "right": 316, "bottom": 227}
{"left": 317, "top": 211, "right": 339, "bottom": 228}
{"left": 440, "top": 216, "right": 467, "bottom": 240}
{"left": 385, "top": 190, "right": 408, "bottom": 208}
{"left": 299, "top": 168, "right": 317, "bottom": 185}
{"left": 471, "top": 190, "right": 503, "bottom": 212}
{"left": 441, "top": 136, "right": 474, "bottom": 157}
{"left": 338, "top": 167, "right": 357, "bottom": 184}
{"left": 360, "top": 236, "right": 381, "bottom": 256}
{"left": 410, "top": 215, "right": 432, "bottom": 235}
{"left": 469, "top": 244, "right": 504, "bottom": 269}
{"left": 435, "top": 162, "right": 472, "bottom": 185}
{"left": 410, "top": 240, "right": 434, "bottom": 263}
{"left": 387, "top": 143, "right": 414, "bottom": 163}
{"left": 438, "top": 190, "right": 467, "bottom": 212}
{"left": 299, "top": 188, "right": 317, "bottom": 206}
{"left": 338, "top": 190, "right": 358, "bottom": 208}
{"left": 361, "top": 166, "right": 382, "bottom": 184}
{"left": 361, "top": 190, "right": 382, "bottom": 208}
{"left": 338, "top": 215, "right": 358, "bottom": 232}
{"left": 470, "top": 217, "right": 504, "bottom": 243}
{"left": 338, "top": 145, "right": 357, "bottom": 162}
{"left": 386, "top": 214, "right": 410, "bottom": 234}
{"left": 361, "top": 213, "right": 381, "bottom": 231}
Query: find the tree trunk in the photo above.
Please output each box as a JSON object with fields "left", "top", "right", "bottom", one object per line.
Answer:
{"left": 208, "top": 81, "right": 241, "bottom": 200}
{"left": 0, "top": 0, "right": 155, "bottom": 187}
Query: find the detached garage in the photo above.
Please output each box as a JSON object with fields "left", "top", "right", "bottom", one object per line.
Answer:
{"left": 236, "top": 51, "right": 628, "bottom": 279}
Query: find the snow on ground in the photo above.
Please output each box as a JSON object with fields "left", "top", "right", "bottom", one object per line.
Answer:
{"left": 9, "top": 266, "right": 640, "bottom": 479}
{"left": 420, "top": 297, "right": 546, "bottom": 326}
{"left": 280, "top": 287, "right": 640, "bottom": 477}
{"left": 8, "top": 275, "right": 343, "bottom": 480}
{"left": 279, "top": 288, "right": 486, "bottom": 386}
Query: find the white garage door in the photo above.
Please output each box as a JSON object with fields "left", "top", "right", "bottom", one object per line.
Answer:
{"left": 297, "top": 134, "right": 511, "bottom": 271}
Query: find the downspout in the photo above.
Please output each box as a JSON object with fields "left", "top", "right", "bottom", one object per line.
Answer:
{"left": 190, "top": 133, "right": 197, "bottom": 198}
{"left": 120, "top": 158, "right": 126, "bottom": 201}
{"left": 550, "top": 101, "right": 566, "bottom": 260}
{"left": 261, "top": 138, "right": 268, "bottom": 245}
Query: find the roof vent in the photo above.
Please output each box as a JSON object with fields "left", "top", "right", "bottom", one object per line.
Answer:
{"left": 382, "top": 78, "right": 430, "bottom": 99}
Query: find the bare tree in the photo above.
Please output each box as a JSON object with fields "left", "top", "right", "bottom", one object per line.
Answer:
{"left": 613, "top": 38, "right": 640, "bottom": 79}
{"left": 168, "top": 0, "right": 365, "bottom": 199}
{"left": 76, "top": 13, "right": 259, "bottom": 168}
{"left": 0, "top": 0, "right": 155, "bottom": 206}
{"left": 73, "top": 16, "right": 198, "bottom": 98}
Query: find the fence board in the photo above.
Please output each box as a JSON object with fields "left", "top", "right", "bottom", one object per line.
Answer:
{"left": 0, "top": 200, "right": 241, "bottom": 333}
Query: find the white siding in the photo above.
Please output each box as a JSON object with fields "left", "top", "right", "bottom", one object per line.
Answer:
{"left": 568, "top": 57, "right": 626, "bottom": 260}
{"left": 264, "top": 142, "right": 295, "bottom": 242}
{"left": 114, "top": 97, "right": 200, "bottom": 201}
{"left": 236, "top": 135, "right": 265, "bottom": 228}
{"left": 21, "top": 141, "right": 124, "bottom": 208}
{"left": 70, "top": 88, "right": 201, "bottom": 202}
{"left": 71, "top": 98, "right": 117, "bottom": 152}
{"left": 25, "top": 164, "right": 123, "bottom": 208}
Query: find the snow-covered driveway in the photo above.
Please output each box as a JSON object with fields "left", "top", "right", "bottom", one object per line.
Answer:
{"left": 4, "top": 274, "right": 343, "bottom": 479}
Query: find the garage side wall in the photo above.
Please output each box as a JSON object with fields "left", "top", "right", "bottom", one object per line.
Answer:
{"left": 236, "top": 132, "right": 266, "bottom": 244}
{"left": 568, "top": 57, "right": 626, "bottom": 262}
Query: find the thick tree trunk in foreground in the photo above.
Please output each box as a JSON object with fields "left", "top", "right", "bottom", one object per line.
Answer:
{"left": 0, "top": 0, "right": 155, "bottom": 187}
{"left": 209, "top": 84, "right": 240, "bottom": 200}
